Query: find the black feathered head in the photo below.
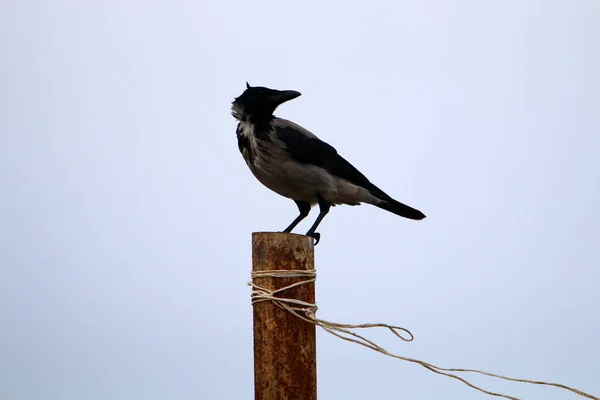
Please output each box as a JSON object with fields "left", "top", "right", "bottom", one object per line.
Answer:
{"left": 232, "top": 83, "right": 301, "bottom": 122}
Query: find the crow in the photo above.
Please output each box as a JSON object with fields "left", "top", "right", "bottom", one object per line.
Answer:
{"left": 232, "top": 83, "right": 425, "bottom": 244}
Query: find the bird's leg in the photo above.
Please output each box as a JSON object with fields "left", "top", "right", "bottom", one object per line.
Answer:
{"left": 305, "top": 194, "right": 331, "bottom": 245}
{"left": 282, "top": 200, "right": 311, "bottom": 233}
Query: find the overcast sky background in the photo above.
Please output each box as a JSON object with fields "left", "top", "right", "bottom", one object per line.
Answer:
{"left": 1, "top": 1, "right": 599, "bottom": 399}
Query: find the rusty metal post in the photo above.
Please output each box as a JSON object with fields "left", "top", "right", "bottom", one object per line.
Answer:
{"left": 252, "top": 232, "right": 317, "bottom": 400}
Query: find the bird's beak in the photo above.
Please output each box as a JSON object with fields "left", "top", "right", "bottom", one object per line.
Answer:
{"left": 270, "top": 90, "right": 301, "bottom": 106}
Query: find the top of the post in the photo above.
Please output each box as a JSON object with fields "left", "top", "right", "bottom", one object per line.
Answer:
{"left": 252, "top": 232, "right": 314, "bottom": 272}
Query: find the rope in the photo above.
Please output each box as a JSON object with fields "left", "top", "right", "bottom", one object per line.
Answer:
{"left": 249, "top": 269, "right": 599, "bottom": 400}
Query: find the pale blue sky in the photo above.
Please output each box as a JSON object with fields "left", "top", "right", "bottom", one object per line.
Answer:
{"left": 1, "top": 1, "right": 599, "bottom": 399}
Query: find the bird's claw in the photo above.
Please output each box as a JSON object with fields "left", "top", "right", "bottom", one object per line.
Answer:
{"left": 309, "top": 232, "right": 321, "bottom": 245}
{"left": 279, "top": 230, "right": 320, "bottom": 245}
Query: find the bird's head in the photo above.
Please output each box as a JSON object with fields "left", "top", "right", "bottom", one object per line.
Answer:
{"left": 232, "top": 83, "right": 301, "bottom": 122}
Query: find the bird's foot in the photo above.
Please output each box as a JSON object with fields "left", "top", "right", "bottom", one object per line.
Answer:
{"left": 307, "top": 232, "right": 320, "bottom": 246}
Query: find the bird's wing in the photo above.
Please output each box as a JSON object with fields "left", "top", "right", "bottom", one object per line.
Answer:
{"left": 273, "top": 119, "right": 391, "bottom": 200}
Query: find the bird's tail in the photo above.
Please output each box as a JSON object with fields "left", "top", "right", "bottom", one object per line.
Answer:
{"left": 376, "top": 198, "right": 426, "bottom": 220}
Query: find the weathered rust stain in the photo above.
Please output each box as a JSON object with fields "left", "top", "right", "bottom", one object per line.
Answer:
{"left": 252, "top": 232, "right": 317, "bottom": 400}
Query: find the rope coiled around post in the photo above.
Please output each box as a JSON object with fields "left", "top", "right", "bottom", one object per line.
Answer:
{"left": 249, "top": 269, "right": 599, "bottom": 400}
